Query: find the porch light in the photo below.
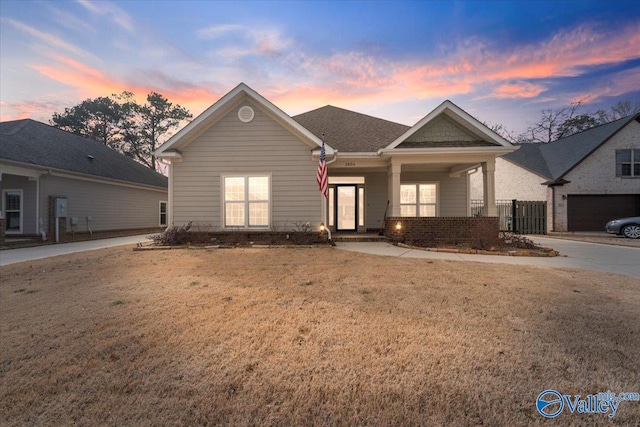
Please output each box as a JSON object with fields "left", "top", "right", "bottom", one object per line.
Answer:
{"left": 395, "top": 221, "right": 402, "bottom": 231}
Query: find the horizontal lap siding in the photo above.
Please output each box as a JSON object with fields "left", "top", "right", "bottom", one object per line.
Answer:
{"left": 401, "top": 171, "right": 468, "bottom": 216}
{"left": 172, "top": 101, "right": 318, "bottom": 228}
{"left": 40, "top": 175, "right": 166, "bottom": 231}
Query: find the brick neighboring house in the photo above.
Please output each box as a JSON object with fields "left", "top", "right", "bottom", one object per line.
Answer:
{"left": 471, "top": 114, "right": 640, "bottom": 231}
{"left": 0, "top": 119, "right": 168, "bottom": 243}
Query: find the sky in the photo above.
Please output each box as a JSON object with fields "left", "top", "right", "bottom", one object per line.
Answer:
{"left": 1, "top": 0, "right": 639, "bottom": 137}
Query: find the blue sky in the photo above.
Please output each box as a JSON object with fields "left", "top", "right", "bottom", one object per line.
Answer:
{"left": 1, "top": 0, "right": 639, "bottom": 136}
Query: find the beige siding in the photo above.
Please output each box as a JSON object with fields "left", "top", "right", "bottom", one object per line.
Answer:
{"left": 0, "top": 174, "right": 37, "bottom": 234}
{"left": 401, "top": 171, "right": 468, "bottom": 216}
{"left": 40, "top": 175, "right": 167, "bottom": 232}
{"left": 172, "top": 101, "right": 319, "bottom": 229}
{"left": 411, "top": 116, "right": 476, "bottom": 142}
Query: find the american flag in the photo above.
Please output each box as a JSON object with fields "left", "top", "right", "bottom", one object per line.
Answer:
{"left": 317, "top": 135, "right": 328, "bottom": 199}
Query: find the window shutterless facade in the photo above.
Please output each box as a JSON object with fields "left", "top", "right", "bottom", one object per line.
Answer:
{"left": 616, "top": 149, "right": 640, "bottom": 177}
{"left": 2, "top": 189, "right": 23, "bottom": 233}
{"left": 159, "top": 201, "right": 168, "bottom": 227}
{"left": 400, "top": 183, "right": 438, "bottom": 217}
{"left": 223, "top": 175, "right": 270, "bottom": 228}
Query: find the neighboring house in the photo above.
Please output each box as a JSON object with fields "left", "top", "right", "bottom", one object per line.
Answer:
{"left": 155, "top": 83, "right": 515, "bottom": 235}
{"left": 471, "top": 114, "right": 640, "bottom": 231}
{"left": 0, "top": 119, "right": 168, "bottom": 241}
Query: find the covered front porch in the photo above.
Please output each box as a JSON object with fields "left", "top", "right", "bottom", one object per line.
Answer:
{"left": 323, "top": 154, "right": 499, "bottom": 235}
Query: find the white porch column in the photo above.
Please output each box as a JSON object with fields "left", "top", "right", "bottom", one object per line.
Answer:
{"left": 482, "top": 159, "right": 497, "bottom": 216}
{"left": 387, "top": 160, "right": 402, "bottom": 217}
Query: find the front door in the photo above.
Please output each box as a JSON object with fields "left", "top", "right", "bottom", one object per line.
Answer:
{"left": 335, "top": 185, "right": 358, "bottom": 231}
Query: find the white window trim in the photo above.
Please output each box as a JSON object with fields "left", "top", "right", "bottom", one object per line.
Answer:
{"left": 400, "top": 182, "right": 440, "bottom": 217}
{"left": 220, "top": 174, "right": 272, "bottom": 229}
{"left": 2, "top": 189, "right": 23, "bottom": 234}
{"left": 620, "top": 149, "right": 639, "bottom": 178}
{"left": 159, "top": 201, "right": 168, "bottom": 227}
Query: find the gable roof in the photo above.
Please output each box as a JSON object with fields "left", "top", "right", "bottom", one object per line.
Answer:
{"left": 504, "top": 113, "right": 640, "bottom": 182}
{"left": 293, "top": 106, "right": 410, "bottom": 152}
{"left": 0, "top": 119, "right": 168, "bottom": 189}
{"left": 155, "top": 83, "right": 329, "bottom": 158}
{"left": 386, "top": 100, "right": 512, "bottom": 150}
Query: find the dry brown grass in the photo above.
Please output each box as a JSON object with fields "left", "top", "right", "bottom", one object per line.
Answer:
{"left": 1, "top": 246, "right": 639, "bottom": 426}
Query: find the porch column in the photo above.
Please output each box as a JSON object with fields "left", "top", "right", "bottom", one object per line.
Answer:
{"left": 387, "top": 160, "right": 402, "bottom": 217}
{"left": 482, "top": 159, "right": 497, "bottom": 216}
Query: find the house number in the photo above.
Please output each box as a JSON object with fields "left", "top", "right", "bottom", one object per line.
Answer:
{"left": 345, "top": 162, "right": 356, "bottom": 167}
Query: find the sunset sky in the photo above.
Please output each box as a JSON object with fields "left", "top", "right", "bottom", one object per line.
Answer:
{"left": 1, "top": 0, "right": 639, "bottom": 136}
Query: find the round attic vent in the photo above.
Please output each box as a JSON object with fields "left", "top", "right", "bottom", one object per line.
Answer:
{"left": 238, "top": 106, "right": 255, "bottom": 123}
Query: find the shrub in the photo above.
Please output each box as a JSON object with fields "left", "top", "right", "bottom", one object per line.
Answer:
{"left": 151, "top": 222, "right": 192, "bottom": 246}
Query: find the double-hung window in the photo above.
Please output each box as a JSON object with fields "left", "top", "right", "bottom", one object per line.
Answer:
{"left": 224, "top": 175, "right": 270, "bottom": 228}
{"left": 159, "top": 201, "right": 167, "bottom": 227}
{"left": 616, "top": 149, "right": 640, "bottom": 177}
{"left": 400, "top": 183, "right": 437, "bottom": 217}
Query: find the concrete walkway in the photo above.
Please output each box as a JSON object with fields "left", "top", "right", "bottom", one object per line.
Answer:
{"left": 0, "top": 235, "right": 152, "bottom": 267}
{"left": 2, "top": 234, "right": 638, "bottom": 278}
{"left": 335, "top": 236, "right": 640, "bottom": 277}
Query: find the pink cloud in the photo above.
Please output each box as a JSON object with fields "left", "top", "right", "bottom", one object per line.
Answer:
{"left": 493, "top": 82, "right": 546, "bottom": 99}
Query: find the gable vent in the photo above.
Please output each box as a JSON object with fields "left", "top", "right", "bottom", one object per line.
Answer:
{"left": 238, "top": 106, "right": 255, "bottom": 123}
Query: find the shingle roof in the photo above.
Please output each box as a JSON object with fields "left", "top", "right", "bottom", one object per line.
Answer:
{"left": 503, "top": 114, "right": 640, "bottom": 181}
{"left": 293, "top": 105, "right": 410, "bottom": 152}
{"left": 0, "top": 119, "right": 168, "bottom": 188}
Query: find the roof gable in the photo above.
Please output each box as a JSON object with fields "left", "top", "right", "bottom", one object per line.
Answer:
{"left": 293, "top": 106, "right": 409, "bottom": 152}
{"left": 0, "top": 119, "right": 167, "bottom": 188}
{"left": 156, "top": 83, "right": 330, "bottom": 157}
{"left": 386, "top": 100, "right": 512, "bottom": 150}
{"left": 504, "top": 113, "right": 640, "bottom": 182}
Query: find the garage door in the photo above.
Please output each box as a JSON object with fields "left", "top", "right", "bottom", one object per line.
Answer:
{"left": 567, "top": 195, "right": 640, "bottom": 231}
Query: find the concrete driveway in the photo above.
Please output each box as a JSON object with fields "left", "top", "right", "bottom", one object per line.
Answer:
{"left": 0, "top": 235, "right": 152, "bottom": 267}
{"left": 336, "top": 236, "right": 640, "bottom": 277}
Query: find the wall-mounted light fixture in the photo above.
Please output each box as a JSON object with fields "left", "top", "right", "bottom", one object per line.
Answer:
{"left": 395, "top": 221, "right": 402, "bottom": 231}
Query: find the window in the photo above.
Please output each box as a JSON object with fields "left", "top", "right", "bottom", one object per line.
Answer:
{"left": 616, "top": 149, "right": 640, "bottom": 177}
{"left": 3, "top": 190, "right": 23, "bottom": 233}
{"left": 400, "top": 184, "right": 437, "bottom": 217}
{"left": 159, "top": 201, "right": 167, "bottom": 227}
{"left": 223, "top": 175, "right": 270, "bottom": 228}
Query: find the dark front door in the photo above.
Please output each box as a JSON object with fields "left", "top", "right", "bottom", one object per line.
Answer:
{"left": 335, "top": 185, "right": 358, "bottom": 231}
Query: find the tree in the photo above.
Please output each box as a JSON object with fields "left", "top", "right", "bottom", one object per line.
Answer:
{"left": 596, "top": 99, "right": 640, "bottom": 123}
{"left": 122, "top": 93, "right": 192, "bottom": 171}
{"left": 51, "top": 96, "right": 123, "bottom": 149}
{"left": 51, "top": 92, "right": 191, "bottom": 171}
{"left": 515, "top": 98, "right": 639, "bottom": 143}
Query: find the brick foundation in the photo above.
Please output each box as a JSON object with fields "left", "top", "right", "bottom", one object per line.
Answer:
{"left": 0, "top": 218, "right": 5, "bottom": 244}
{"left": 384, "top": 217, "right": 500, "bottom": 249}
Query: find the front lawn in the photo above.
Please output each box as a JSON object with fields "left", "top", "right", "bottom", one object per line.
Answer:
{"left": 0, "top": 246, "right": 638, "bottom": 426}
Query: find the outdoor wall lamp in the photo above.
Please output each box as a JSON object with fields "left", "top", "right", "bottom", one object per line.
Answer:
{"left": 395, "top": 221, "right": 402, "bottom": 231}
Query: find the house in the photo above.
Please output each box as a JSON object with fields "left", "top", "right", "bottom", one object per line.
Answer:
{"left": 470, "top": 113, "right": 640, "bottom": 231}
{"left": 154, "top": 83, "right": 516, "bottom": 241}
{"left": 0, "top": 119, "right": 168, "bottom": 242}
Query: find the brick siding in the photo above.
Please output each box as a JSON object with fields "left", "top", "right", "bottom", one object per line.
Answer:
{"left": 384, "top": 216, "right": 500, "bottom": 248}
